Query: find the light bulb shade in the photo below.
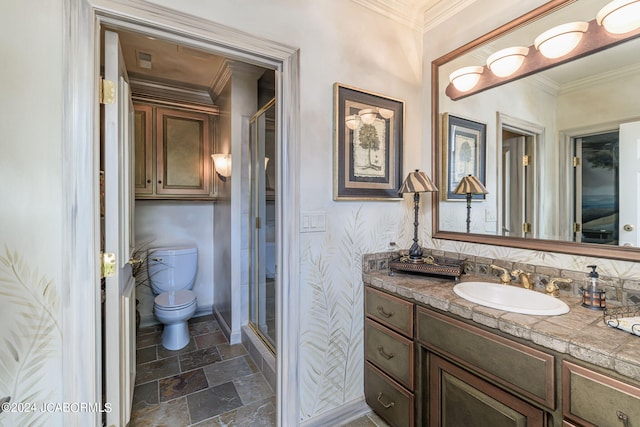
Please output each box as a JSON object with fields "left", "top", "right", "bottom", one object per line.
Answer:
{"left": 345, "top": 114, "right": 360, "bottom": 130}
{"left": 534, "top": 21, "right": 588, "bottom": 59}
{"left": 597, "top": 0, "right": 640, "bottom": 34}
{"left": 486, "top": 46, "right": 529, "bottom": 77}
{"left": 399, "top": 169, "right": 438, "bottom": 194}
{"left": 358, "top": 108, "right": 378, "bottom": 125}
{"left": 449, "top": 66, "right": 484, "bottom": 92}
{"left": 377, "top": 108, "right": 394, "bottom": 119}
{"left": 453, "top": 174, "right": 488, "bottom": 195}
{"left": 211, "top": 153, "right": 232, "bottom": 178}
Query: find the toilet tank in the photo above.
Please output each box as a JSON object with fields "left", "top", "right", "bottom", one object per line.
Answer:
{"left": 147, "top": 246, "right": 198, "bottom": 294}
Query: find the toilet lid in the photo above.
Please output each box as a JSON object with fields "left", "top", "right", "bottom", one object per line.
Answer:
{"left": 154, "top": 290, "right": 196, "bottom": 310}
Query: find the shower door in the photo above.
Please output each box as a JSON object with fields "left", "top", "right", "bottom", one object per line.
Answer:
{"left": 249, "top": 98, "right": 277, "bottom": 352}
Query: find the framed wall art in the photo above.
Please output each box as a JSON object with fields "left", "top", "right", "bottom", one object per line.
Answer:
{"left": 442, "top": 113, "right": 486, "bottom": 201}
{"left": 333, "top": 83, "right": 404, "bottom": 200}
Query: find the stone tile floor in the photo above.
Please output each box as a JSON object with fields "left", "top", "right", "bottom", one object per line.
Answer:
{"left": 131, "top": 314, "right": 388, "bottom": 426}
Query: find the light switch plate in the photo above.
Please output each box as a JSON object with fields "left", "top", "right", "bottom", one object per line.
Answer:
{"left": 301, "top": 211, "right": 326, "bottom": 233}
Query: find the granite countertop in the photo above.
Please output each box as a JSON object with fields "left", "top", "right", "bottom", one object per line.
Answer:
{"left": 364, "top": 270, "right": 640, "bottom": 382}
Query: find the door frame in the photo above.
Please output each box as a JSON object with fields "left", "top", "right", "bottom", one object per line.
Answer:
{"left": 62, "top": 0, "right": 300, "bottom": 425}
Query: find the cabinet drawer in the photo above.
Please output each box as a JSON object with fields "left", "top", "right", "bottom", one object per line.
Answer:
{"left": 365, "top": 286, "right": 413, "bottom": 336}
{"left": 365, "top": 361, "right": 414, "bottom": 427}
{"left": 365, "top": 319, "right": 414, "bottom": 390}
{"left": 562, "top": 360, "right": 640, "bottom": 427}
{"left": 416, "top": 306, "right": 555, "bottom": 408}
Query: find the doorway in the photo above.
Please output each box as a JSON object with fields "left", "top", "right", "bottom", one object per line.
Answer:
{"left": 63, "top": 2, "right": 301, "bottom": 425}
{"left": 572, "top": 131, "right": 620, "bottom": 244}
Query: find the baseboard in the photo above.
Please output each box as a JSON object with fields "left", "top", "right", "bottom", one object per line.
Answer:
{"left": 213, "top": 306, "right": 232, "bottom": 341}
{"left": 194, "top": 305, "right": 213, "bottom": 318}
{"left": 300, "top": 397, "right": 371, "bottom": 427}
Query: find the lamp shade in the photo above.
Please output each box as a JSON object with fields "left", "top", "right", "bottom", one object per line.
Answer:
{"left": 597, "top": 0, "right": 640, "bottom": 34}
{"left": 345, "top": 114, "right": 360, "bottom": 130}
{"left": 399, "top": 170, "right": 438, "bottom": 194}
{"left": 211, "top": 153, "right": 232, "bottom": 178}
{"left": 486, "top": 46, "right": 529, "bottom": 77}
{"left": 534, "top": 22, "right": 588, "bottom": 59}
{"left": 453, "top": 174, "right": 488, "bottom": 195}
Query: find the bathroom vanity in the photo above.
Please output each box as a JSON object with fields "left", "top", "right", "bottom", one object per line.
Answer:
{"left": 364, "top": 270, "right": 640, "bottom": 427}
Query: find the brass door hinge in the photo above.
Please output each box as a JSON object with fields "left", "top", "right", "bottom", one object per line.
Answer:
{"left": 573, "top": 157, "right": 581, "bottom": 167}
{"left": 255, "top": 217, "right": 261, "bottom": 229}
{"left": 523, "top": 222, "right": 531, "bottom": 233}
{"left": 573, "top": 222, "right": 582, "bottom": 233}
{"left": 99, "top": 78, "right": 115, "bottom": 105}
{"left": 522, "top": 155, "right": 530, "bottom": 166}
{"left": 100, "top": 252, "right": 116, "bottom": 278}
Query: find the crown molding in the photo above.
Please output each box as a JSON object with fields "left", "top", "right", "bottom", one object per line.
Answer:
{"left": 351, "top": 0, "right": 477, "bottom": 33}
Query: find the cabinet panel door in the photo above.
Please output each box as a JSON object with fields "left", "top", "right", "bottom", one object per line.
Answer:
{"left": 156, "top": 108, "right": 211, "bottom": 195}
{"left": 133, "top": 105, "right": 153, "bottom": 195}
{"left": 429, "top": 354, "right": 545, "bottom": 427}
{"left": 562, "top": 360, "right": 640, "bottom": 427}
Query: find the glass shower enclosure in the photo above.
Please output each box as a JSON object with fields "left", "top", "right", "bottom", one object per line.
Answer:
{"left": 248, "top": 98, "right": 277, "bottom": 352}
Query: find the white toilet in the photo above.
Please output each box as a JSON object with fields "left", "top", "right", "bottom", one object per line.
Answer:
{"left": 147, "top": 246, "right": 198, "bottom": 350}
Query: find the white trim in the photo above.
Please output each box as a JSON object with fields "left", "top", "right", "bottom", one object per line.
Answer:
{"left": 63, "top": 0, "right": 300, "bottom": 425}
{"left": 62, "top": 1, "right": 101, "bottom": 426}
{"left": 300, "top": 398, "right": 370, "bottom": 427}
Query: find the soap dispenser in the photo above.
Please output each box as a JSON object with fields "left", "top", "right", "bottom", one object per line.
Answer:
{"left": 580, "top": 265, "right": 606, "bottom": 310}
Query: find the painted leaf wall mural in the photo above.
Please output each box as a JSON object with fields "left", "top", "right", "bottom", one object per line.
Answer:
{"left": 300, "top": 205, "right": 406, "bottom": 419}
{"left": 0, "top": 247, "right": 61, "bottom": 427}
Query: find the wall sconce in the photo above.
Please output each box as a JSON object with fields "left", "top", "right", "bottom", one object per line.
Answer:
{"left": 597, "top": 0, "right": 640, "bottom": 34}
{"left": 449, "top": 66, "right": 484, "bottom": 92}
{"left": 377, "top": 108, "right": 394, "bottom": 119}
{"left": 453, "top": 174, "right": 488, "bottom": 233}
{"left": 211, "top": 153, "right": 232, "bottom": 182}
{"left": 534, "top": 21, "right": 589, "bottom": 59}
{"left": 486, "top": 46, "right": 529, "bottom": 77}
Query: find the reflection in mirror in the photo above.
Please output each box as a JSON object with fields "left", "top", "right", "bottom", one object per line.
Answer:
{"left": 432, "top": 0, "right": 640, "bottom": 261}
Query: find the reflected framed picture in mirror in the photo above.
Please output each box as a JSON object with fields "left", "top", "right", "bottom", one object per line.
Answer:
{"left": 333, "top": 83, "right": 404, "bottom": 201}
{"left": 442, "top": 113, "right": 486, "bottom": 201}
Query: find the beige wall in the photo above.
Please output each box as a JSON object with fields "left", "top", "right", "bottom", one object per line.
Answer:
{"left": 0, "top": 1, "right": 64, "bottom": 426}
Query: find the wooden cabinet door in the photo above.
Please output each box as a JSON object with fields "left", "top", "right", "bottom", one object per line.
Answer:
{"left": 156, "top": 108, "right": 211, "bottom": 196}
{"left": 133, "top": 104, "right": 153, "bottom": 195}
{"left": 429, "top": 353, "right": 545, "bottom": 427}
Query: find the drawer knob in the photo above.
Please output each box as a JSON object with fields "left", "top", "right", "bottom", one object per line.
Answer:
{"left": 617, "top": 410, "right": 630, "bottom": 427}
{"left": 376, "top": 305, "right": 395, "bottom": 318}
{"left": 377, "top": 346, "right": 395, "bottom": 360}
{"left": 377, "top": 392, "right": 395, "bottom": 409}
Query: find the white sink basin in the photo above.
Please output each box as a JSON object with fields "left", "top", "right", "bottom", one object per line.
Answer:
{"left": 453, "top": 282, "right": 570, "bottom": 315}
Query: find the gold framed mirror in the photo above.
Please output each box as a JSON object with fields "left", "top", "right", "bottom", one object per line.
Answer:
{"left": 431, "top": 0, "right": 640, "bottom": 261}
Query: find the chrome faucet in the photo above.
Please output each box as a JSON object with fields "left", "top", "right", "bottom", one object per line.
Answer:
{"left": 546, "top": 278, "right": 573, "bottom": 297}
{"left": 511, "top": 269, "right": 533, "bottom": 289}
{"left": 490, "top": 265, "right": 512, "bottom": 285}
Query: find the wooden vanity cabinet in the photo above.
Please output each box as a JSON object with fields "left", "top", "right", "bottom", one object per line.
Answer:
{"left": 428, "top": 353, "right": 544, "bottom": 427}
{"left": 364, "top": 287, "right": 415, "bottom": 427}
{"left": 133, "top": 103, "right": 213, "bottom": 199}
{"left": 562, "top": 360, "right": 640, "bottom": 427}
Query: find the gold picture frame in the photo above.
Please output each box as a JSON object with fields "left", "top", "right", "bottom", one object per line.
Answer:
{"left": 333, "top": 83, "right": 404, "bottom": 201}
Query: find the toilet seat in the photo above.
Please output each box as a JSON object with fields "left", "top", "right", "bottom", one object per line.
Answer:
{"left": 154, "top": 290, "right": 197, "bottom": 310}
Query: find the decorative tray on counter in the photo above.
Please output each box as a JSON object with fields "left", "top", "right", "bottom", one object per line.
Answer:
{"left": 389, "top": 255, "right": 465, "bottom": 279}
{"left": 603, "top": 304, "right": 640, "bottom": 336}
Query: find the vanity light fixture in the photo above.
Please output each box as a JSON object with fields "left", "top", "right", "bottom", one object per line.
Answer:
{"left": 345, "top": 114, "right": 360, "bottom": 130}
{"left": 449, "top": 66, "right": 484, "bottom": 92}
{"left": 453, "top": 174, "right": 488, "bottom": 233}
{"left": 399, "top": 169, "right": 438, "bottom": 263}
{"left": 377, "top": 108, "right": 394, "bottom": 119}
{"left": 597, "top": 0, "right": 640, "bottom": 34}
{"left": 358, "top": 108, "right": 378, "bottom": 125}
{"left": 211, "top": 153, "right": 232, "bottom": 182}
{"left": 486, "top": 46, "right": 529, "bottom": 77}
{"left": 534, "top": 21, "right": 589, "bottom": 59}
